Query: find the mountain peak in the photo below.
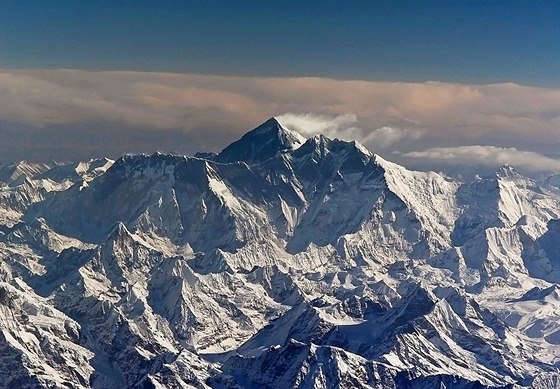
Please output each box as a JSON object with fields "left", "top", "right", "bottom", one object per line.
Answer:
{"left": 0, "top": 160, "right": 53, "bottom": 183}
{"left": 254, "top": 117, "right": 282, "bottom": 132}
{"left": 496, "top": 164, "right": 521, "bottom": 179}
{"left": 215, "top": 118, "right": 306, "bottom": 165}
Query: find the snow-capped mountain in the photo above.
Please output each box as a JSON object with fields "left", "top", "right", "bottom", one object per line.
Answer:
{"left": 0, "top": 118, "right": 558, "bottom": 388}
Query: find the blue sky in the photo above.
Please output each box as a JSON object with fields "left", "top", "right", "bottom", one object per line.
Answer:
{"left": 2, "top": 0, "right": 558, "bottom": 86}
{"left": 0, "top": 1, "right": 559, "bottom": 175}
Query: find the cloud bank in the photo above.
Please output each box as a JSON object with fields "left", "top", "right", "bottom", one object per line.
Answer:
{"left": 403, "top": 146, "right": 560, "bottom": 173}
{"left": 0, "top": 69, "right": 558, "bottom": 174}
{"left": 275, "top": 113, "right": 359, "bottom": 138}
{"left": 275, "top": 113, "right": 421, "bottom": 148}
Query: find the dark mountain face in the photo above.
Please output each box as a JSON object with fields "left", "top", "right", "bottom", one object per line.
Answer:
{"left": 214, "top": 117, "right": 306, "bottom": 165}
{"left": 0, "top": 118, "right": 559, "bottom": 388}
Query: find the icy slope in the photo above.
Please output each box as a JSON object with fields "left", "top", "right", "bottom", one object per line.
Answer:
{"left": 0, "top": 159, "right": 114, "bottom": 227}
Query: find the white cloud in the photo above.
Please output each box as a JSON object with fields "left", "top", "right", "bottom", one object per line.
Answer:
{"left": 276, "top": 114, "right": 422, "bottom": 148}
{"left": 275, "top": 113, "right": 358, "bottom": 137}
{"left": 362, "top": 126, "right": 422, "bottom": 147}
{"left": 2, "top": 69, "right": 557, "bottom": 141}
{"left": 403, "top": 145, "right": 560, "bottom": 173}
{"left": 0, "top": 68, "right": 558, "bottom": 173}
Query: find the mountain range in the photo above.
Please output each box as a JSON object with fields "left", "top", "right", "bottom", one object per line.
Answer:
{"left": 0, "top": 118, "right": 559, "bottom": 388}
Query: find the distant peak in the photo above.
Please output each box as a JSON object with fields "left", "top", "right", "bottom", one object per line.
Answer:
{"left": 106, "top": 221, "right": 132, "bottom": 242}
{"left": 496, "top": 164, "right": 521, "bottom": 179}
{"left": 257, "top": 117, "right": 283, "bottom": 131}
{"left": 252, "top": 117, "right": 287, "bottom": 136}
{"left": 297, "top": 134, "right": 372, "bottom": 156}
{"left": 215, "top": 118, "right": 306, "bottom": 165}
{"left": 254, "top": 117, "right": 305, "bottom": 143}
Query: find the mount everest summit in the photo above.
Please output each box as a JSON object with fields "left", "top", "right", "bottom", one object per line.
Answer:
{"left": 0, "top": 118, "right": 559, "bottom": 388}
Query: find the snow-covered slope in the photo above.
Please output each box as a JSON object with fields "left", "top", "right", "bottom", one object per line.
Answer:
{"left": 0, "top": 158, "right": 114, "bottom": 227}
{"left": 0, "top": 118, "right": 558, "bottom": 388}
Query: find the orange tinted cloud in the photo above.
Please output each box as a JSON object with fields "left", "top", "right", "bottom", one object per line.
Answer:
{"left": 1, "top": 68, "right": 558, "bottom": 172}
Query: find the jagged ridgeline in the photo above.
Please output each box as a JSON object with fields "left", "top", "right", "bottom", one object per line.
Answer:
{"left": 0, "top": 118, "right": 559, "bottom": 388}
